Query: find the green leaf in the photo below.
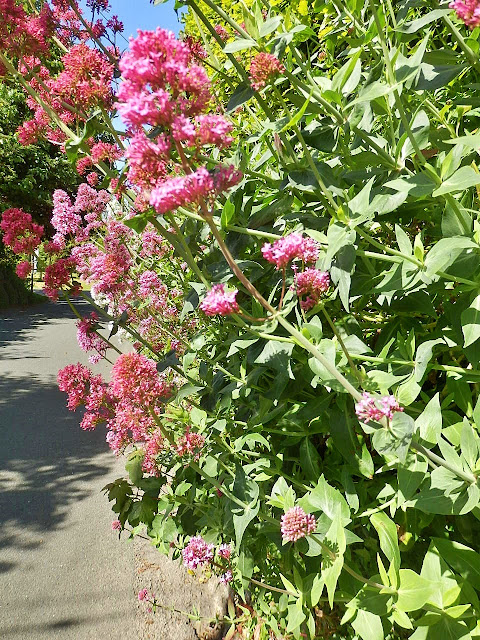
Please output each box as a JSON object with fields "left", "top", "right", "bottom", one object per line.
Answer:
{"left": 372, "top": 412, "right": 415, "bottom": 463}
{"left": 125, "top": 450, "right": 144, "bottom": 486}
{"left": 425, "top": 238, "right": 477, "bottom": 277}
{"left": 281, "top": 89, "right": 313, "bottom": 132}
{"left": 432, "top": 538, "right": 480, "bottom": 590}
{"left": 416, "top": 393, "right": 442, "bottom": 445}
{"left": 255, "top": 340, "right": 295, "bottom": 379}
{"left": 396, "top": 569, "right": 436, "bottom": 612}
{"left": 433, "top": 166, "right": 480, "bottom": 196}
{"left": 322, "top": 509, "right": 346, "bottom": 606}
{"left": 370, "top": 512, "right": 400, "bottom": 584}
{"left": 220, "top": 198, "right": 235, "bottom": 230}
{"left": 226, "top": 83, "right": 255, "bottom": 112}
{"left": 286, "top": 600, "right": 306, "bottom": 633}
{"left": 223, "top": 38, "right": 257, "bottom": 53}
{"left": 299, "top": 475, "right": 350, "bottom": 524}
{"left": 396, "top": 9, "right": 450, "bottom": 33}
{"left": 352, "top": 609, "right": 384, "bottom": 640}
{"left": 462, "top": 294, "right": 480, "bottom": 348}
{"left": 259, "top": 16, "right": 282, "bottom": 38}
{"left": 300, "top": 438, "right": 322, "bottom": 481}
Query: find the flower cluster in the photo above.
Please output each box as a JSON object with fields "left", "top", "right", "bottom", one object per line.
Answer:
{"left": 0, "top": 208, "right": 44, "bottom": 255}
{"left": 116, "top": 28, "right": 241, "bottom": 215}
{"left": 200, "top": 284, "right": 239, "bottom": 317}
{"left": 249, "top": 53, "right": 285, "bottom": 90}
{"left": 176, "top": 427, "right": 205, "bottom": 461}
{"left": 281, "top": 507, "right": 316, "bottom": 543}
{"left": 182, "top": 536, "right": 214, "bottom": 570}
{"left": 450, "top": 0, "right": 480, "bottom": 29}
{"left": 110, "top": 353, "right": 173, "bottom": 406}
{"left": 262, "top": 233, "right": 319, "bottom": 270}
{"left": 355, "top": 392, "right": 403, "bottom": 423}
{"left": 76, "top": 312, "right": 107, "bottom": 364}
{"left": 0, "top": 0, "right": 53, "bottom": 59}
{"left": 294, "top": 269, "right": 330, "bottom": 311}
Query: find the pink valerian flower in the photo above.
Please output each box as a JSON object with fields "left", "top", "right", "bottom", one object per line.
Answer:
{"left": 43, "top": 256, "right": 77, "bottom": 301}
{"left": 111, "top": 519, "right": 122, "bottom": 531}
{"left": 214, "top": 24, "right": 229, "bottom": 41}
{"left": 172, "top": 114, "right": 233, "bottom": 148}
{"left": 450, "top": 0, "right": 480, "bottom": 29}
{"left": 294, "top": 269, "right": 330, "bottom": 311}
{"left": 89, "top": 142, "right": 123, "bottom": 165}
{"left": 281, "top": 507, "right": 316, "bottom": 543}
{"left": 117, "top": 28, "right": 211, "bottom": 129}
{"left": 54, "top": 44, "right": 114, "bottom": 110}
{"left": 51, "top": 190, "right": 81, "bottom": 236}
{"left": 126, "top": 131, "right": 170, "bottom": 188}
{"left": 149, "top": 167, "right": 217, "bottom": 214}
{"left": 183, "top": 35, "right": 208, "bottom": 60}
{"left": 57, "top": 363, "right": 94, "bottom": 410}
{"left": 182, "top": 536, "right": 214, "bottom": 570}
{"left": 217, "top": 543, "right": 231, "bottom": 560}
{"left": 220, "top": 571, "right": 233, "bottom": 584}
{"left": 176, "top": 427, "right": 205, "bottom": 461}
{"left": 355, "top": 392, "right": 404, "bottom": 423}
{"left": 0, "top": 0, "right": 53, "bottom": 58}
{"left": 0, "top": 208, "right": 44, "bottom": 255}
{"left": 249, "top": 53, "right": 285, "bottom": 90}
{"left": 110, "top": 352, "right": 173, "bottom": 406}
{"left": 107, "top": 15, "right": 124, "bottom": 33}
{"left": 86, "top": 172, "right": 99, "bottom": 187}
{"left": 138, "top": 588, "right": 153, "bottom": 602}
{"left": 76, "top": 312, "right": 107, "bottom": 364}
{"left": 262, "top": 233, "right": 320, "bottom": 270}
{"left": 142, "top": 431, "right": 164, "bottom": 476}
{"left": 16, "top": 260, "right": 31, "bottom": 279}
{"left": 200, "top": 284, "right": 239, "bottom": 317}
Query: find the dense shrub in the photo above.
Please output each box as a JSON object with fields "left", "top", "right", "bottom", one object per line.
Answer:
{"left": 5, "top": 0, "right": 480, "bottom": 638}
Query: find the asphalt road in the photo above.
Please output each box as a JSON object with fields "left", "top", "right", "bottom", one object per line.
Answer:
{"left": 0, "top": 298, "right": 136, "bottom": 639}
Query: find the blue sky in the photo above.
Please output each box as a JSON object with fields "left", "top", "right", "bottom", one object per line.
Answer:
{"left": 78, "top": 0, "right": 184, "bottom": 38}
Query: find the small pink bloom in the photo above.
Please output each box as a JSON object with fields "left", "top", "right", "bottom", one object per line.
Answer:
{"left": 111, "top": 520, "right": 122, "bottom": 531}
{"left": 220, "top": 570, "right": 233, "bottom": 584}
{"left": 355, "top": 392, "right": 403, "bottom": 423}
{"left": 218, "top": 543, "right": 231, "bottom": 560}
{"left": 450, "top": 0, "right": 480, "bottom": 29}
{"left": 138, "top": 588, "right": 151, "bottom": 601}
{"left": 249, "top": 53, "right": 285, "bottom": 90}
{"left": 281, "top": 507, "right": 316, "bottom": 543}
{"left": 294, "top": 269, "right": 330, "bottom": 311}
{"left": 200, "top": 284, "right": 239, "bottom": 316}
{"left": 16, "top": 260, "right": 31, "bottom": 279}
{"left": 182, "top": 536, "right": 214, "bottom": 570}
{"left": 262, "top": 233, "right": 319, "bottom": 270}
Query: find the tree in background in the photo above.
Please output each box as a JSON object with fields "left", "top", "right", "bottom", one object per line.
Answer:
{"left": 0, "top": 80, "right": 79, "bottom": 307}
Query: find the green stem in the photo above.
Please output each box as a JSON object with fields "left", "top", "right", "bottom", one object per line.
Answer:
{"left": 321, "top": 306, "right": 363, "bottom": 383}
{"left": 205, "top": 216, "right": 362, "bottom": 401}
{"left": 411, "top": 441, "right": 476, "bottom": 484}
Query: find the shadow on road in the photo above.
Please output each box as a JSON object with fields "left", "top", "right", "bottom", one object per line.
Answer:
{"left": 0, "top": 298, "right": 91, "bottom": 356}
{"left": 0, "top": 298, "right": 116, "bottom": 568}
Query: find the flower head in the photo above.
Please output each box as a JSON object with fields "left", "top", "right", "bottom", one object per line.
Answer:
{"left": 281, "top": 507, "right": 316, "bottom": 543}
{"left": 16, "top": 260, "right": 31, "bottom": 279}
{"left": 355, "top": 392, "right": 403, "bottom": 423}
{"left": 182, "top": 536, "right": 214, "bottom": 570}
{"left": 110, "top": 352, "right": 173, "bottom": 406}
{"left": 294, "top": 269, "right": 330, "bottom": 311}
{"left": 262, "top": 233, "right": 319, "bottom": 270}
{"left": 111, "top": 519, "right": 122, "bottom": 531}
{"left": 200, "top": 284, "right": 239, "bottom": 316}
{"left": 450, "top": 0, "right": 480, "bottom": 29}
{"left": 217, "top": 543, "right": 231, "bottom": 560}
{"left": 220, "top": 570, "right": 233, "bottom": 584}
{"left": 249, "top": 53, "right": 285, "bottom": 90}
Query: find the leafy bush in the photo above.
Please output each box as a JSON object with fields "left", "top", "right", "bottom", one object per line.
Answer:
{"left": 5, "top": 0, "right": 480, "bottom": 638}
